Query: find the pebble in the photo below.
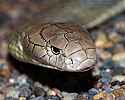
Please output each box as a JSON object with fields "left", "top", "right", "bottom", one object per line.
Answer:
{"left": 93, "top": 92, "right": 107, "bottom": 100}
{"left": 95, "top": 32, "right": 113, "bottom": 48}
{"left": 112, "top": 84, "right": 120, "bottom": 90}
{"left": 101, "top": 59, "right": 114, "bottom": 70}
{"left": 115, "top": 19, "right": 125, "bottom": 33}
{"left": 61, "top": 92, "right": 78, "bottom": 100}
{"left": 18, "top": 85, "right": 32, "bottom": 98}
{"left": 16, "top": 75, "right": 30, "bottom": 88}
{"left": 102, "top": 83, "right": 112, "bottom": 93}
{"left": 112, "top": 51, "right": 125, "bottom": 61}
{"left": 51, "top": 88, "right": 62, "bottom": 98}
{"left": 112, "top": 51, "right": 125, "bottom": 67}
{"left": 4, "top": 96, "right": 14, "bottom": 100}
{"left": 45, "top": 95, "right": 61, "bottom": 100}
{"left": 116, "top": 96, "right": 125, "bottom": 100}
{"left": 112, "top": 44, "right": 125, "bottom": 55}
{"left": 47, "top": 88, "right": 62, "bottom": 98}
{"left": 9, "top": 78, "right": 15, "bottom": 84}
{"left": 47, "top": 89, "right": 56, "bottom": 96}
{"left": 95, "top": 82, "right": 103, "bottom": 91}
{"left": 19, "top": 96, "right": 27, "bottom": 100}
{"left": 6, "top": 87, "right": 19, "bottom": 99}
{"left": 100, "top": 71, "right": 112, "bottom": 82}
{"left": 98, "top": 49, "right": 112, "bottom": 60}
{"left": 75, "top": 93, "right": 88, "bottom": 100}
{"left": 88, "top": 88, "right": 99, "bottom": 100}
{"left": 92, "top": 67, "right": 101, "bottom": 76}
{"left": 108, "top": 31, "right": 122, "bottom": 43}
{"left": 33, "top": 84, "right": 46, "bottom": 96}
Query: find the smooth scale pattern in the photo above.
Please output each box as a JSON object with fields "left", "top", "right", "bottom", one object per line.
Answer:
{"left": 9, "top": 23, "right": 96, "bottom": 72}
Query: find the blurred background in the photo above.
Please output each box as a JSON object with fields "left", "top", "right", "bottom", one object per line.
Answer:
{"left": 0, "top": 0, "right": 125, "bottom": 100}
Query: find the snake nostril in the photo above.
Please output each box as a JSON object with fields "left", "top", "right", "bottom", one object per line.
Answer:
{"left": 51, "top": 46, "right": 60, "bottom": 55}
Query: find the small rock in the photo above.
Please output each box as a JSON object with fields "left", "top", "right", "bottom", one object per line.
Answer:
{"left": 16, "top": 75, "right": 29, "bottom": 86}
{"left": 47, "top": 89, "right": 56, "bottom": 96}
{"left": 95, "top": 32, "right": 113, "bottom": 48}
{"left": 4, "top": 96, "right": 14, "bottom": 100}
{"left": 95, "top": 82, "right": 103, "bottom": 91}
{"left": 9, "top": 78, "right": 15, "bottom": 84}
{"left": 93, "top": 92, "right": 108, "bottom": 100}
{"left": 103, "top": 83, "right": 112, "bottom": 93}
{"left": 112, "top": 44, "right": 125, "bottom": 54}
{"left": 115, "top": 20, "right": 125, "bottom": 33}
{"left": 100, "top": 71, "right": 112, "bottom": 82}
{"left": 116, "top": 96, "right": 125, "bottom": 100}
{"left": 61, "top": 92, "right": 78, "bottom": 100}
{"left": 112, "top": 51, "right": 125, "bottom": 67}
{"left": 34, "top": 96, "right": 45, "bottom": 100}
{"left": 112, "top": 85, "right": 120, "bottom": 90}
{"left": 88, "top": 88, "right": 99, "bottom": 100}
{"left": 98, "top": 49, "right": 112, "bottom": 60}
{"left": 75, "top": 93, "right": 88, "bottom": 100}
{"left": 33, "top": 86, "right": 46, "bottom": 97}
{"left": 112, "top": 51, "right": 125, "bottom": 61}
{"left": 6, "top": 88, "right": 19, "bottom": 99}
{"left": 92, "top": 67, "right": 101, "bottom": 76}
{"left": 19, "top": 96, "right": 27, "bottom": 100}
{"left": 108, "top": 31, "right": 122, "bottom": 43}
{"left": 33, "top": 82, "right": 46, "bottom": 96}
{"left": 45, "top": 95, "right": 60, "bottom": 100}
{"left": 106, "top": 93, "right": 115, "bottom": 100}
{"left": 51, "top": 88, "right": 62, "bottom": 98}
{"left": 101, "top": 59, "right": 114, "bottom": 70}
{"left": 19, "top": 86, "right": 32, "bottom": 98}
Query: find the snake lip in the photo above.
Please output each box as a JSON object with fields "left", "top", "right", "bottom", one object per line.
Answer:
{"left": 67, "top": 59, "right": 97, "bottom": 72}
{"left": 78, "top": 63, "right": 96, "bottom": 72}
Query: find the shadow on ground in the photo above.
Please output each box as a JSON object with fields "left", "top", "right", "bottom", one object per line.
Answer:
{"left": 8, "top": 54, "right": 98, "bottom": 93}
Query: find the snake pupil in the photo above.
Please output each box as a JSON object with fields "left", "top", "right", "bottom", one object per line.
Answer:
{"left": 51, "top": 46, "right": 60, "bottom": 55}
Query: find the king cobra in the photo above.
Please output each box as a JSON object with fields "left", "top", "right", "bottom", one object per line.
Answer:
{"left": 8, "top": 0, "right": 125, "bottom": 72}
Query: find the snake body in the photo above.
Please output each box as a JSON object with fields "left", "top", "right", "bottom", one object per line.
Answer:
{"left": 9, "top": 23, "right": 96, "bottom": 72}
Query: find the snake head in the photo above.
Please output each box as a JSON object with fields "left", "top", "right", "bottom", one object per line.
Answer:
{"left": 9, "top": 23, "right": 96, "bottom": 72}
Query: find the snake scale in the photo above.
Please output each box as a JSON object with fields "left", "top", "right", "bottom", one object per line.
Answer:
{"left": 8, "top": 0, "right": 125, "bottom": 72}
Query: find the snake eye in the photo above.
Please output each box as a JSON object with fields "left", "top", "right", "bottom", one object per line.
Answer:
{"left": 51, "top": 46, "right": 60, "bottom": 55}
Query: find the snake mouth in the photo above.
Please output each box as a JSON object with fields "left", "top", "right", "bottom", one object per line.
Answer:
{"left": 65, "top": 58, "right": 96, "bottom": 72}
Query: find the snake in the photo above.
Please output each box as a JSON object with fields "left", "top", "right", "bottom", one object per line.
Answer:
{"left": 8, "top": 23, "right": 96, "bottom": 72}
{"left": 8, "top": 0, "right": 125, "bottom": 72}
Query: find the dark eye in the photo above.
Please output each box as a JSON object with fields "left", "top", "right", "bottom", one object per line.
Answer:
{"left": 51, "top": 46, "right": 60, "bottom": 55}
